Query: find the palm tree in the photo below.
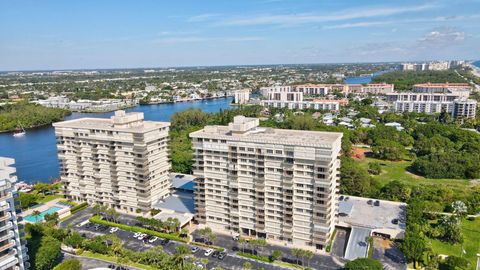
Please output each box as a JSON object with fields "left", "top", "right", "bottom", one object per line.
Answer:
{"left": 200, "top": 258, "right": 208, "bottom": 269}
{"left": 291, "top": 248, "right": 301, "bottom": 266}
{"left": 238, "top": 237, "right": 246, "bottom": 253}
{"left": 32, "top": 210, "right": 41, "bottom": 223}
{"left": 173, "top": 245, "right": 191, "bottom": 270}
{"left": 305, "top": 250, "right": 314, "bottom": 268}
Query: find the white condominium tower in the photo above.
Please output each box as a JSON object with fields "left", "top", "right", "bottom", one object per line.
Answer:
{"left": 0, "top": 157, "right": 28, "bottom": 270}
{"left": 53, "top": 110, "right": 171, "bottom": 213}
{"left": 190, "top": 116, "right": 342, "bottom": 250}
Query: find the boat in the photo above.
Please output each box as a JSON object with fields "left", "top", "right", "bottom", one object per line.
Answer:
{"left": 13, "top": 123, "right": 26, "bottom": 137}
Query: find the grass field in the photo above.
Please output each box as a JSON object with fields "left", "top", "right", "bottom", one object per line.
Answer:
{"left": 37, "top": 194, "right": 64, "bottom": 203}
{"left": 430, "top": 218, "right": 480, "bottom": 269}
{"left": 355, "top": 156, "right": 471, "bottom": 189}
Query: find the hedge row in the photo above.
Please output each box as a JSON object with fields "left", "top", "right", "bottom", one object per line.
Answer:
{"left": 70, "top": 202, "right": 88, "bottom": 214}
{"left": 89, "top": 215, "right": 186, "bottom": 243}
{"left": 237, "top": 252, "right": 270, "bottom": 263}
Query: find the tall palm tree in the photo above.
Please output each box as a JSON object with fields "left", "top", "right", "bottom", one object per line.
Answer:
{"left": 200, "top": 258, "right": 208, "bottom": 269}
{"left": 173, "top": 245, "right": 191, "bottom": 270}
{"left": 305, "top": 250, "right": 314, "bottom": 268}
{"left": 32, "top": 210, "right": 41, "bottom": 223}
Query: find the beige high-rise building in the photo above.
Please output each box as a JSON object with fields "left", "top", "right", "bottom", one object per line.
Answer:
{"left": 190, "top": 116, "right": 342, "bottom": 250}
{"left": 53, "top": 110, "right": 171, "bottom": 213}
{"left": 0, "top": 157, "right": 28, "bottom": 270}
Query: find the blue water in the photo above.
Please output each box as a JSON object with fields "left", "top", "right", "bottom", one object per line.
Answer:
{"left": 0, "top": 98, "right": 233, "bottom": 183}
{"left": 344, "top": 70, "right": 390, "bottom": 84}
{"left": 24, "top": 206, "right": 63, "bottom": 223}
{"left": 473, "top": 60, "right": 480, "bottom": 68}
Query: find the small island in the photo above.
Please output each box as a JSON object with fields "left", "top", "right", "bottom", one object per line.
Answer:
{"left": 0, "top": 102, "right": 70, "bottom": 132}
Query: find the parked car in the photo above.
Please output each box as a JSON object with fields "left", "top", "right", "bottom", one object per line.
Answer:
{"left": 212, "top": 251, "right": 219, "bottom": 258}
{"left": 191, "top": 246, "right": 199, "bottom": 253}
{"left": 149, "top": 236, "right": 158, "bottom": 243}
{"left": 133, "top": 232, "right": 141, "bottom": 238}
{"left": 138, "top": 233, "right": 147, "bottom": 240}
{"left": 204, "top": 249, "right": 214, "bottom": 256}
{"left": 374, "top": 200, "right": 380, "bottom": 206}
{"left": 232, "top": 234, "right": 239, "bottom": 241}
{"left": 160, "top": 239, "right": 170, "bottom": 245}
{"left": 110, "top": 227, "right": 119, "bottom": 233}
{"left": 218, "top": 252, "right": 226, "bottom": 260}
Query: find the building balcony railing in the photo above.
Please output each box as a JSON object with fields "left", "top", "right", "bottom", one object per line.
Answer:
{"left": 0, "top": 193, "right": 12, "bottom": 202}
{"left": 0, "top": 231, "right": 13, "bottom": 243}
{"left": 0, "top": 240, "right": 15, "bottom": 253}
{"left": 0, "top": 213, "right": 12, "bottom": 223}
{"left": 0, "top": 222, "right": 12, "bottom": 233}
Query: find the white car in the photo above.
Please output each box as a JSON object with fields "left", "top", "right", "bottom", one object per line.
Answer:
{"left": 232, "top": 234, "right": 239, "bottom": 241}
{"left": 149, "top": 236, "right": 158, "bottom": 243}
{"left": 133, "top": 232, "right": 141, "bottom": 238}
{"left": 204, "top": 249, "right": 214, "bottom": 256}
{"left": 138, "top": 233, "right": 147, "bottom": 240}
{"left": 110, "top": 227, "right": 119, "bottom": 233}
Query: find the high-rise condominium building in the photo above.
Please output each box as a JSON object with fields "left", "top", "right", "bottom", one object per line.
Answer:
{"left": 0, "top": 157, "right": 28, "bottom": 270}
{"left": 53, "top": 110, "right": 171, "bottom": 213}
{"left": 190, "top": 116, "right": 342, "bottom": 250}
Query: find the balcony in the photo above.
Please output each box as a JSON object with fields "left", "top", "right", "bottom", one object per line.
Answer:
{"left": 0, "top": 193, "right": 12, "bottom": 202}
{"left": 0, "top": 240, "right": 15, "bottom": 253}
{"left": 0, "top": 222, "right": 12, "bottom": 233}
{"left": 0, "top": 231, "right": 13, "bottom": 243}
{"left": 0, "top": 213, "right": 11, "bottom": 223}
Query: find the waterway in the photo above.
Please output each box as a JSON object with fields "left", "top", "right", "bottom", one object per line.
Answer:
{"left": 0, "top": 72, "right": 383, "bottom": 183}
{"left": 0, "top": 98, "right": 233, "bottom": 183}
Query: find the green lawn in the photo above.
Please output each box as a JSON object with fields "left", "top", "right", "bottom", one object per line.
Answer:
{"left": 430, "top": 218, "right": 480, "bottom": 269}
{"left": 37, "top": 194, "right": 64, "bottom": 203}
{"left": 356, "top": 157, "right": 470, "bottom": 189}
{"left": 81, "top": 251, "right": 156, "bottom": 270}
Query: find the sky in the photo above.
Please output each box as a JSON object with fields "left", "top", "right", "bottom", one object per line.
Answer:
{"left": 0, "top": 0, "right": 479, "bottom": 71}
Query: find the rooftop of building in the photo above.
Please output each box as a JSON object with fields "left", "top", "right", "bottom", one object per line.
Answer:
{"left": 190, "top": 116, "right": 343, "bottom": 148}
{"left": 53, "top": 110, "right": 170, "bottom": 133}
{"left": 413, "top": 83, "right": 471, "bottom": 88}
{"left": 152, "top": 191, "right": 195, "bottom": 214}
{"left": 338, "top": 195, "right": 406, "bottom": 232}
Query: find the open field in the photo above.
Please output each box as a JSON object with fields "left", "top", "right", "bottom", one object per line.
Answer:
{"left": 355, "top": 156, "right": 471, "bottom": 189}
{"left": 430, "top": 218, "right": 480, "bottom": 269}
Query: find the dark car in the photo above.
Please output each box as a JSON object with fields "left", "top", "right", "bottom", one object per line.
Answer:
{"left": 374, "top": 200, "right": 380, "bottom": 206}
{"left": 367, "top": 199, "right": 373, "bottom": 205}
{"left": 161, "top": 239, "right": 170, "bottom": 245}
{"left": 194, "top": 238, "right": 205, "bottom": 243}
{"left": 232, "top": 246, "right": 239, "bottom": 251}
{"left": 392, "top": 218, "right": 399, "bottom": 225}
{"left": 205, "top": 240, "right": 213, "bottom": 245}
{"left": 218, "top": 252, "right": 226, "bottom": 260}
{"left": 212, "top": 251, "right": 220, "bottom": 258}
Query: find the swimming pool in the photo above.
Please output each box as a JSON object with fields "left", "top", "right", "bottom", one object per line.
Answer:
{"left": 24, "top": 206, "right": 63, "bottom": 223}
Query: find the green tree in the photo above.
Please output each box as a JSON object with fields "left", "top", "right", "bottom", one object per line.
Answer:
{"left": 63, "top": 231, "right": 84, "bottom": 248}
{"left": 442, "top": 255, "right": 470, "bottom": 270}
{"left": 270, "top": 250, "right": 282, "bottom": 262}
{"left": 242, "top": 261, "right": 252, "bottom": 270}
{"left": 200, "top": 258, "right": 209, "bottom": 269}
{"left": 367, "top": 161, "right": 382, "bottom": 175}
{"left": 173, "top": 245, "right": 191, "bottom": 270}
{"left": 371, "top": 139, "right": 406, "bottom": 161}
{"left": 18, "top": 192, "right": 38, "bottom": 209}
{"left": 400, "top": 234, "right": 427, "bottom": 268}
{"left": 32, "top": 210, "right": 42, "bottom": 223}
{"left": 44, "top": 212, "right": 59, "bottom": 225}
{"left": 53, "top": 259, "right": 82, "bottom": 270}
{"left": 344, "top": 258, "right": 383, "bottom": 270}
{"left": 34, "top": 236, "right": 62, "bottom": 270}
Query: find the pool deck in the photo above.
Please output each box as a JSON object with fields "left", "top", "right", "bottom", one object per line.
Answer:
{"left": 21, "top": 198, "right": 71, "bottom": 223}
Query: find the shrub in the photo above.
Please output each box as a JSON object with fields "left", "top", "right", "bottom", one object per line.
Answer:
{"left": 34, "top": 236, "right": 62, "bottom": 270}
{"left": 70, "top": 202, "right": 88, "bottom": 214}
{"left": 53, "top": 259, "right": 82, "bottom": 270}
{"left": 345, "top": 258, "right": 383, "bottom": 270}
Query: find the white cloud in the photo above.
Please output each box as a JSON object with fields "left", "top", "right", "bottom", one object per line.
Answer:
{"left": 218, "top": 4, "right": 437, "bottom": 26}
{"left": 417, "top": 27, "right": 466, "bottom": 46}
{"left": 187, "top": 13, "right": 221, "bottom": 22}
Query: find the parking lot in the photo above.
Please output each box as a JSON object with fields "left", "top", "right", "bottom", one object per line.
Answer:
{"left": 73, "top": 219, "right": 294, "bottom": 270}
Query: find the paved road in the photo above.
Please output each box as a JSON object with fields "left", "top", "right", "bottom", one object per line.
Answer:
{"left": 63, "top": 252, "right": 140, "bottom": 270}
{"left": 331, "top": 228, "right": 349, "bottom": 258}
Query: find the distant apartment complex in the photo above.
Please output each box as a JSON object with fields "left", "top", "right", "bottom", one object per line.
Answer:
{"left": 233, "top": 89, "right": 251, "bottom": 104}
{"left": 386, "top": 92, "right": 476, "bottom": 118}
{"left": 190, "top": 116, "right": 343, "bottom": 250}
{"left": 53, "top": 110, "right": 171, "bottom": 213}
{"left": 294, "top": 83, "right": 394, "bottom": 96}
{"left": 413, "top": 83, "right": 471, "bottom": 95}
{"left": 401, "top": 60, "right": 466, "bottom": 71}
{"left": 0, "top": 157, "right": 28, "bottom": 270}
{"left": 34, "top": 96, "right": 138, "bottom": 112}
